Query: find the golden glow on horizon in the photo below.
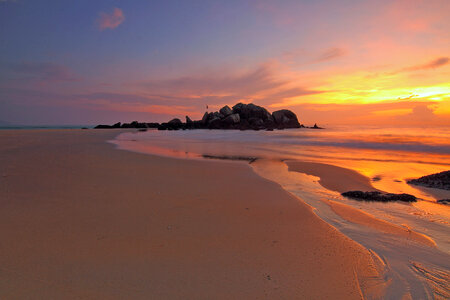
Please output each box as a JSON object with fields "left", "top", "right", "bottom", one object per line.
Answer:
{"left": 269, "top": 69, "right": 450, "bottom": 108}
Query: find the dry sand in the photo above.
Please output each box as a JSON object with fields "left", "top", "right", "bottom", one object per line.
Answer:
{"left": 0, "top": 129, "right": 384, "bottom": 299}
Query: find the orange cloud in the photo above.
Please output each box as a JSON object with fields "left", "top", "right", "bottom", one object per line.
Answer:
{"left": 98, "top": 8, "right": 125, "bottom": 31}
{"left": 401, "top": 57, "right": 449, "bottom": 72}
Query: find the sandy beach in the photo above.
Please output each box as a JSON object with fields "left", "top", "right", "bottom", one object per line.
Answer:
{"left": 0, "top": 129, "right": 385, "bottom": 299}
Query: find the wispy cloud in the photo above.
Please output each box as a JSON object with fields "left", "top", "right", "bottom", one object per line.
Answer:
{"left": 314, "top": 47, "right": 346, "bottom": 62}
{"left": 386, "top": 56, "right": 449, "bottom": 75}
{"left": 140, "top": 65, "right": 284, "bottom": 96}
{"left": 98, "top": 7, "right": 125, "bottom": 31}
{"left": 137, "top": 64, "right": 320, "bottom": 110}
{"left": 403, "top": 57, "right": 449, "bottom": 72}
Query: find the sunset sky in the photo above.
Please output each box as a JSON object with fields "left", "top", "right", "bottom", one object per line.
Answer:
{"left": 1, "top": 0, "right": 449, "bottom": 126}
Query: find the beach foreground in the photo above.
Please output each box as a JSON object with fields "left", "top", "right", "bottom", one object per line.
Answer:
{"left": 0, "top": 130, "right": 384, "bottom": 299}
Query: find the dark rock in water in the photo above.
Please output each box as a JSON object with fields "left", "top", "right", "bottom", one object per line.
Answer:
{"left": 272, "top": 109, "right": 301, "bottom": 128}
{"left": 112, "top": 122, "right": 121, "bottom": 128}
{"left": 168, "top": 118, "right": 182, "bottom": 128}
{"left": 138, "top": 128, "right": 147, "bottom": 132}
{"left": 263, "top": 118, "right": 276, "bottom": 129}
{"left": 168, "top": 118, "right": 182, "bottom": 125}
{"left": 407, "top": 170, "right": 450, "bottom": 191}
{"left": 311, "top": 123, "right": 323, "bottom": 129}
{"left": 207, "top": 117, "right": 222, "bottom": 129}
{"left": 192, "top": 120, "right": 202, "bottom": 129}
{"left": 94, "top": 124, "right": 113, "bottom": 129}
{"left": 219, "top": 105, "right": 233, "bottom": 117}
{"left": 157, "top": 123, "right": 168, "bottom": 130}
{"left": 342, "top": 191, "right": 417, "bottom": 202}
{"left": 437, "top": 199, "right": 449, "bottom": 205}
{"left": 122, "top": 121, "right": 148, "bottom": 128}
{"left": 202, "top": 154, "right": 258, "bottom": 163}
{"left": 200, "top": 112, "right": 209, "bottom": 125}
{"left": 249, "top": 117, "right": 264, "bottom": 128}
{"left": 185, "top": 116, "right": 194, "bottom": 129}
{"left": 372, "top": 176, "right": 382, "bottom": 182}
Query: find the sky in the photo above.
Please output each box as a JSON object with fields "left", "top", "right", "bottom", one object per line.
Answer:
{"left": 0, "top": 0, "right": 449, "bottom": 126}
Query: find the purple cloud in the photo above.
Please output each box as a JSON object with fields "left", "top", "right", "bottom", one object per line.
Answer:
{"left": 98, "top": 8, "right": 125, "bottom": 31}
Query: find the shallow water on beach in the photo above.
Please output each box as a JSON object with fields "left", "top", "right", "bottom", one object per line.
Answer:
{"left": 111, "top": 126, "right": 450, "bottom": 299}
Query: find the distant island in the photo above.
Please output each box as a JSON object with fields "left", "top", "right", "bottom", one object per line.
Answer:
{"left": 95, "top": 102, "right": 322, "bottom": 131}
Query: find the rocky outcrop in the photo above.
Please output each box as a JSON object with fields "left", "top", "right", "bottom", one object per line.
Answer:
{"left": 95, "top": 102, "right": 321, "bottom": 131}
{"left": 95, "top": 121, "right": 158, "bottom": 129}
{"left": 219, "top": 105, "right": 232, "bottom": 117}
{"left": 222, "top": 113, "right": 240, "bottom": 125}
{"left": 407, "top": 170, "right": 450, "bottom": 191}
{"left": 272, "top": 109, "right": 301, "bottom": 129}
{"left": 341, "top": 191, "right": 417, "bottom": 202}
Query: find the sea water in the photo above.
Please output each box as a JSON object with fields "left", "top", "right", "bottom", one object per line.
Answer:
{"left": 111, "top": 126, "right": 450, "bottom": 299}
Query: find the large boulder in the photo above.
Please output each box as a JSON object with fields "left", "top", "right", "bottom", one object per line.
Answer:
{"left": 222, "top": 113, "right": 240, "bottom": 125}
{"left": 232, "top": 103, "right": 272, "bottom": 121}
{"left": 213, "top": 112, "right": 225, "bottom": 119}
{"left": 248, "top": 117, "right": 264, "bottom": 129}
{"left": 219, "top": 105, "right": 233, "bottom": 117}
{"left": 167, "top": 118, "right": 183, "bottom": 129}
{"left": 272, "top": 109, "right": 300, "bottom": 128}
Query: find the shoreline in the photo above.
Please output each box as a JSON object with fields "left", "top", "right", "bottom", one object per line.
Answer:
{"left": 0, "top": 129, "right": 385, "bottom": 299}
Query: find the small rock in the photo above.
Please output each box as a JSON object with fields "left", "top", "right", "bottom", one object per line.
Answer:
{"left": 342, "top": 191, "right": 417, "bottom": 202}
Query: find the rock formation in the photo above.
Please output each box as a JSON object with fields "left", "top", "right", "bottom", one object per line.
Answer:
{"left": 407, "top": 170, "right": 450, "bottom": 191}
{"left": 94, "top": 102, "right": 322, "bottom": 131}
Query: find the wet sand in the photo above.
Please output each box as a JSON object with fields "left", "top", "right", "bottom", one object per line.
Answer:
{"left": 325, "top": 200, "right": 436, "bottom": 247}
{"left": 286, "top": 161, "right": 378, "bottom": 193}
{"left": 0, "top": 129, "right": 384, "bottom": 299}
